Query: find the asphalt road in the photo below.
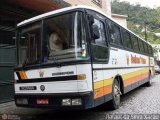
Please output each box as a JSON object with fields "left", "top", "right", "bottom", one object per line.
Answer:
{"left": 1, "top": 75, "right": 160, "bottom": 120}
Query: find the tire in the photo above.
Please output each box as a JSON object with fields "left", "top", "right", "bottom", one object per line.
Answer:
{"left": 108, "top": 79, "right": 121, "bottom": 110}
{"left": 146, "top": 72, "right": 152, "bottom": 87}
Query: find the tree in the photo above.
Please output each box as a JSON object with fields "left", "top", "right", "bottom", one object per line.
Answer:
{"left": 111, "top": 1, "right": 160, "bottom": 44}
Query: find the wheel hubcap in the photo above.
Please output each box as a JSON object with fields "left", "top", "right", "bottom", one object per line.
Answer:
{"left": 114, "top": 85, "right": 121, "bottom": 105}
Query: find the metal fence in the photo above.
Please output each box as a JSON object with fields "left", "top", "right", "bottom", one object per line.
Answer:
{"left": 0, "top": 46, "right": 16, "bottom": 103}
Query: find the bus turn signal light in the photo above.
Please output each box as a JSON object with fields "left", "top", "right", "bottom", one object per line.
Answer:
{"left": 77, "top": 74, "right": 86, "bottom": 80}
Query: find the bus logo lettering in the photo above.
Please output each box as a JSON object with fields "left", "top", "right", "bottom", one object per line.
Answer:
{"left": 52, "top": 71, "right": 74, "bottom": 76}
{"left": 131, "top": 55, "right": 146, "bottom": 64}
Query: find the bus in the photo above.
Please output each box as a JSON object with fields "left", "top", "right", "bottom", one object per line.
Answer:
{"left": 14, "top": 6, "right": 154, "bottom": 110}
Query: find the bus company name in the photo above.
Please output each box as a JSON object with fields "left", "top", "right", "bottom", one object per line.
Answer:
{"left": 131, "top": 55, "right": 146, "bottom": 64}
{"left": 52, "top": 71, "right": 74, "bottom": 76}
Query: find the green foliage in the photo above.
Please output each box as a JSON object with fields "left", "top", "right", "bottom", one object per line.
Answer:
{"left": 111, "top": 0, "right": 160, "bottom": 44}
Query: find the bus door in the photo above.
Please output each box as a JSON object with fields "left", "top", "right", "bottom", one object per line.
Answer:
{"left": 87, "top": 10, "right": 109, "bottom": 106}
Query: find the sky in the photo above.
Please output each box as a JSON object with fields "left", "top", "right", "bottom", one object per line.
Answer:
{"left": 119, "top": 0, "right": 160, "bottom": 8}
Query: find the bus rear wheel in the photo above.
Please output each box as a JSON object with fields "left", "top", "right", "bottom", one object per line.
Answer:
{"left": 109, "top": 79, "right": 121, "bottom": 110}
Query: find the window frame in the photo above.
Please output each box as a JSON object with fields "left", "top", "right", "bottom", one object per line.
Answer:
{"left": 86, "top": 10, "right": 109, "bottom": 62}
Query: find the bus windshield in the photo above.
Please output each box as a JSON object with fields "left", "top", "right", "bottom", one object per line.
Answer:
{"left": 18, "top": 12, "right": 88, "bottom": 67}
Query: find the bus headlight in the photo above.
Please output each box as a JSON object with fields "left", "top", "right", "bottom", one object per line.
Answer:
{"left": 72, "top": 98, "right": 82, "bottom": 105}
{"left": 16, "top": 98, "right": 28, "bottom": 105}
{"left": 62, "top": 99, "right": 71, "bottom": 106}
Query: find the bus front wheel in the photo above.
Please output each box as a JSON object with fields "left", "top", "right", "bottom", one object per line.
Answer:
{"left": 109, "top": 79, "right": 121, "bottom": 110}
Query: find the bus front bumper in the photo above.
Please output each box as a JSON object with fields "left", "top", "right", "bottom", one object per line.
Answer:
{"left": 15, "top": 92, "right": 94, "bottom": 110}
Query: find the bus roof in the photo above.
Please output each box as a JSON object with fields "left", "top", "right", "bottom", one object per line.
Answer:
{"left": 17, "top": 5, "right": 105, "bottom": 27}
{"left": 17, "top": 5, "right": 151, "bottom": 46}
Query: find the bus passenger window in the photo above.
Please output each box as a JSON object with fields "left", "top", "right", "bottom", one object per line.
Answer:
{"left": 144, "top": 42, "right": 149, "bottom": 54}
{"left": 121, "top": 29, "right": 132, "bottom": 49}
{"left": 131, "top": 35, "right": 139, "bottom": 52}
{"left": 149, "top": 46, "right": 153, "bottom": 56}
{"left": 148, "top": 45, "right": 153, "bottom": 56}
{"left": 108, "top": 21, "right": 122, "bottom": 46}
{"left": 138, "top": 39, "right": 145, "bottom": 53}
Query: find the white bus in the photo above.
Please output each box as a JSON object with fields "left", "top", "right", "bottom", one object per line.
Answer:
{"left": 14, "top": 6, "right": 154, "bottom": 110}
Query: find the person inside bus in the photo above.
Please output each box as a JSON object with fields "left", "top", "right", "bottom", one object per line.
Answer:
{"left": 49, "top": 32, "right": 64, "bottom": 52}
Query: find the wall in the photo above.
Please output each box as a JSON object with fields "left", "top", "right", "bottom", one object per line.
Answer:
{"left": 112, "top": 14, "right": 128, "bottom": 28}
{"left": 64, "top": 0, "right": 111, "bottom": 16}
{"left": 0, "top": 1, "right": 36, "bottom": 103}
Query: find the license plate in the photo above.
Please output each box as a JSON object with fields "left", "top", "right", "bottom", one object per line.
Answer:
{"left": 37, "top": 99, "right": 49, "bottom": 105}
{"left": 20, "top": 86, "right": 37, "bottom": 90}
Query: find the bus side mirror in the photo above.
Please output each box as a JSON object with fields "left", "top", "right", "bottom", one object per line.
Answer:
{"left": 88, "top": 15, "right": 100, "bottom": 39}
{"left": 92, "top": 24, "right": 100, "bottom": 39}
{"left": 88, "top": 15, "right": 94, "bottom": 25}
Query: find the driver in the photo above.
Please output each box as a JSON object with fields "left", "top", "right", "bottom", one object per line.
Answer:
{"left": 49, "top": 32, "right": 63, "bottom": 51}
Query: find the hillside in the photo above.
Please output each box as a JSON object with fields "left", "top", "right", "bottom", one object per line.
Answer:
{"left": 111, "top": 0, "right": 160, "bottom": 44}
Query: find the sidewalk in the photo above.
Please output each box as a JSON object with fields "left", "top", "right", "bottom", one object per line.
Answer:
{"left": 0, "top": 101, "right": 49, "bottom": 115}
